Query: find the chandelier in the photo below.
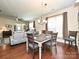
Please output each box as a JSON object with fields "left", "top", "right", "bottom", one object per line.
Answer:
{"left": 37, "top": 0, "right": 47, "bottom": 24}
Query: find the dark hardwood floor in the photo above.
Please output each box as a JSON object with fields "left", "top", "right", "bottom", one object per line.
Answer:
{"left": 0, "top": 43, "right": 79, "bottom": 59}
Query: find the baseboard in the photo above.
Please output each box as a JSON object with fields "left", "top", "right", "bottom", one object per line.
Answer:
{"left": 57, "top": 39, "right": 64, "bottom": 43}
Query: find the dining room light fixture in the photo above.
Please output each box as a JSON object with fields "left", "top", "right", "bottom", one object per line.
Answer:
{"left": 16, "top": 17, "right": 19, "bottom": 23}
{"left": 37, "top": 0, "right": 47, "bottom": 24}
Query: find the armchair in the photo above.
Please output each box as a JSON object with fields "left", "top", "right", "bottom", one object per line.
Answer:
{"left": 64, "top": 31, "right": 77, "bottom": 46}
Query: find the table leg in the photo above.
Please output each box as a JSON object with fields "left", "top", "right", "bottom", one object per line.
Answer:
{"left": 39, "top": 43, "right": 42, "bottom": 59}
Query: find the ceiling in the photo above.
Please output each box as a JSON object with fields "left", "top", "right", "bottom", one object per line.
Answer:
{"left": 0, "top": 0, "right": 76, "bottom": 21}
{"left": 76, "top": 0, "right": 79, "bottom": 2}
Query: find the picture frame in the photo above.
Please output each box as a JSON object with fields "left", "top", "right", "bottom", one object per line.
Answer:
{"left": 5, "top": 24, "right": 12, "bottom": 28}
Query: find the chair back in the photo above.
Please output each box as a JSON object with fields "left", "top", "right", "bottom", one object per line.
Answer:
{"left": 27, "top": 33, "right": 34, "bottom": 44}
{"left": 42, "top": 30, "right": 46, "bottom": 34}
{"left": 69, "top": 31, "right": 77, "bottom": 40}
{"left": 42, "top": 30, "right": 53, "bottom": 34}
{"left": 47, "top": 31, "right": 53, "bottom": 34}
{"left": 51, "top": 32, "right": 58, "bottom": 42}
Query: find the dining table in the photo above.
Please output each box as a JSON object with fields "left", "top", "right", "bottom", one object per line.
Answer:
{"left": 26, "top": 33, "right": 51, "bottom": 59}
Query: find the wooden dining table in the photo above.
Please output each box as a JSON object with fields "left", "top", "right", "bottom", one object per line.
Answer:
{"left": 26, "top": 33, "right": 51, "bottom": 59}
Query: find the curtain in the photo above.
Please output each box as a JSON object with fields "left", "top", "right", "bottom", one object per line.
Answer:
{"left": 33, "top": 21, "right": 35, "bottom": 28}
{"left": 45, "top": 17, "right": 48, "bottom": 31}
{"left": 63, "top": 12, "right": 68, "bottom": 38}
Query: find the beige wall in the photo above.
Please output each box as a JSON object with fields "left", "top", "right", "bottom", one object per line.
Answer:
{"left": 49, "top": 6, "right": 79, "bottom": 44}
{"left": 0, "top": 16, "right": 26, "bottom": 31}
{"left": 35, "top": 6, "right": 79, "bottom": 46}
{"left": 46, "top": 6, "right": 78, "bottom": 31}
{"left": 35, "top": 19, "right": 46, "bottom": 33}
{"left": 35, "top": 6, "right": 78, "bottom": 32}
{"left": 0, "top": 16, "right": 29, "bottom": 44}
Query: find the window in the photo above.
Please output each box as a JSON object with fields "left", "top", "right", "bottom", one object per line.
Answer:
{"left": 48, "top": 15, "right": 63, "bottom": 38}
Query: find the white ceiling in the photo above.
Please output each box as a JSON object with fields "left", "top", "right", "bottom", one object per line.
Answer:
{"left": 0, "top": 0, "right": 76, "bottom": 21}
{"left": 76, "top": 0, "right": 79, "bottom": 2}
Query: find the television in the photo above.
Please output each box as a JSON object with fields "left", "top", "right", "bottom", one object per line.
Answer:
{"left": 2, "top": 30, "right": 12, "bottom": 38}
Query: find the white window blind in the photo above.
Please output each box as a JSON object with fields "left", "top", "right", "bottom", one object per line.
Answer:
{"left": 48, "top": 15, "right": 63, "bottom": 38}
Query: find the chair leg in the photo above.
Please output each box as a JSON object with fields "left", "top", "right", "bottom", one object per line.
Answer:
{"left": 55, "top": 45, "right": 57, "bottom": 54}
{"left": 50, "top": 46, "right": 52, "bottom": 55}
{"left": 69, "top": 41, "right": 71, "bottom": 45}
{"left": 42, "top": 46, "right": 44, "bottom": 53}
{"left": 32, "top": 50, "right": 34, "bottom": 59}
{"left": 75, "top": 41, "right": 77, "bottom": 47}
{"left": 71, "top": 42, "right": 73, "bottom": 45}
{"left": 64, "top": 40, "right": 66, "bottom": 44}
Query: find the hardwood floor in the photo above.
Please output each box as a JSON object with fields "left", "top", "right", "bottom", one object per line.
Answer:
{"left": 0, "top": 43, "right": 79, "bottom": 59}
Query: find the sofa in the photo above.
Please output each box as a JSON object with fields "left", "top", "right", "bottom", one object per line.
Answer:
{"left": 10, "top": 31, "right": 27, "bottom": 45}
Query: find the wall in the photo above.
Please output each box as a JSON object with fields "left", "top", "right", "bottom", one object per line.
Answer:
{"left": 35, "top": 6, "right": 79, "bottom": 45}
{"left": 45, "top": 6, "right": 78, "bottom": 31}
{"left": 0, "top": 16, "right": 28, "bottom": 44}
{"left": 35, "top": 6, "right": 78, "bottom": 32}
{"left": 0, "top": 16, "right": 26, "bottom": 31}
{"left": 35, "top": 19, "right": 46, "bottom": 34}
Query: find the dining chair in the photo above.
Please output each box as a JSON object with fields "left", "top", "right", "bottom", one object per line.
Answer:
{"left": 27, "top": 33, "right": 39, "bottom": 59}
{"left": 64, "top": 31, "right": 77, "bottom": 47}
{"left": 42, "top": 30, "right": 47, "bottom": 34}
{"left": 46, "top": 31, "right": 53, "bottom": 34}
{"left": 44, "top": 32, "right": 58, "bottom": 54}
{"left": 42, "top": 30, "right": 52, "bottom": 34}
